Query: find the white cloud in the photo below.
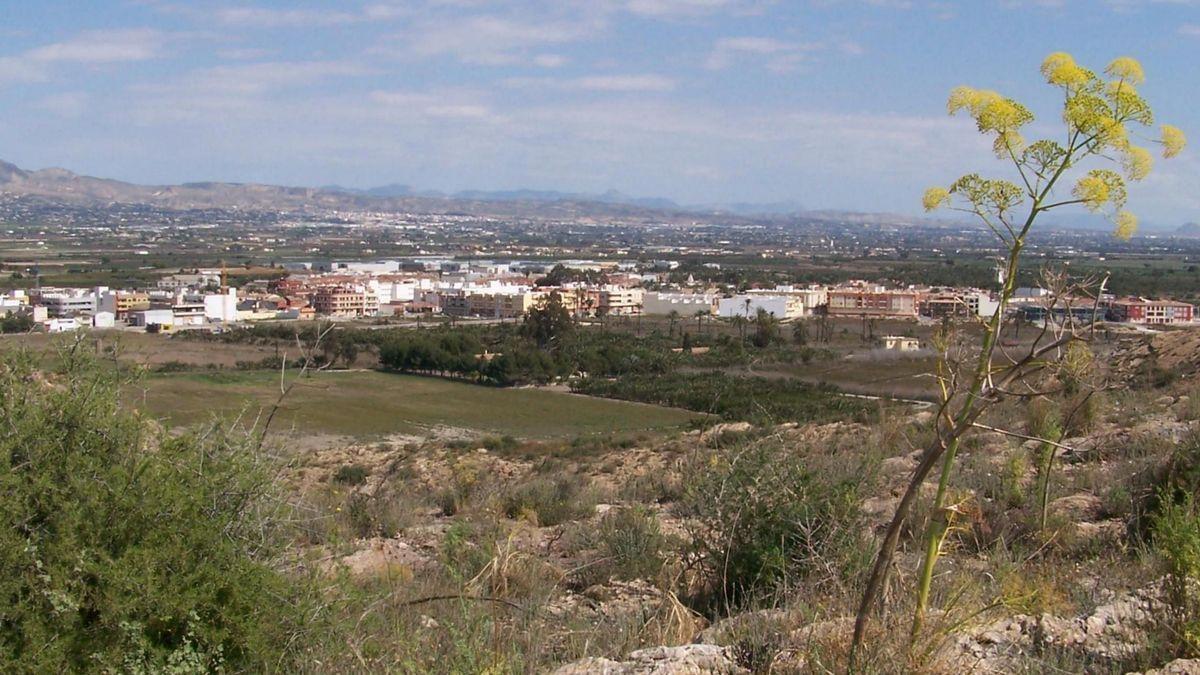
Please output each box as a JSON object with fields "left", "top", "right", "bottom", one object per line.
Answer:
{"left": 25, "top": 29, "right": 167, "bottom": 63}
{"left": 386, "top": 14, "right": 601, "bottom": 65}
{"left": 532, "top": 53, "right": 569, "bottom": 68}
{"left": 706, "top": 36, "right": 818, "bottom": 72}
{"left": 35, "top": 91, "right": 89, "bottom": 118}
{"left": 214, "top": 7, "right": 361, "bottom": 27}
{"left": 369, "top": 90, "right": 499, "bottom": 121}
{"left": 0, "top": 29, "right": 168, "bottom": 85}
{"left": 623, "top": 0, "right": 752, "bottom": 16}
{"left": 575, "top": 74, "right": 677, "bottom": 91}
{"left": 503, "top": 73, "right": 677, "bottom": 92}
{"left": 1181, "top": 24, "right": 1200, "bottom": 36}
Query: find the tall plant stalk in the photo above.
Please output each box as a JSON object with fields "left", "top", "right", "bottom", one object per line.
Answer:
{"left": 849, "top": 52, "right": 1187, "bottom": 666}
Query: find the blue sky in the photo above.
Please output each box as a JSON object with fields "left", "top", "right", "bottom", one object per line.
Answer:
{"left": 0, "top": 0, "right": 1197, "bottom": 225}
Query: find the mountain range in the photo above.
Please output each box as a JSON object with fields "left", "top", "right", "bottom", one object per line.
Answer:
{"left": 0, "top": 158, "right": 1191, "bottom": 234}
{"left": 0, "top": 158, "right": 802, "bottom": 223}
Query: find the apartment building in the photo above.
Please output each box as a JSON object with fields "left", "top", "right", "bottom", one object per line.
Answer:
{"left": 441, "top": 290, "right": 536, "bottom": 319}
{"left": 99, "top": 291, "right": 151, "bottom": 319}
{"left": 37, "top": 288, "right": 98, "bottom": 317}
{"left": 1108, "top": 297, "right": 1195, "bottom": 325}
{"left": 827, "top": 288, "right": 920, "bottom": 318}
{"left": 597, "top": 287, "right": 643, "bottom": 316}
{"left": 311, "top": 287, "right": 379, "bottom": 317}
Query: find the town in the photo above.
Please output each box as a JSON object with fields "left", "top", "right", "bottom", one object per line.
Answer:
{"left": 3, "top": 254, "right": 1194, "bottom": 337}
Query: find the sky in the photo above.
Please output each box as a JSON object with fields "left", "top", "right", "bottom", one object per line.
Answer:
{"left": 0, "top": 0, "right": 1197, "bottom": 225}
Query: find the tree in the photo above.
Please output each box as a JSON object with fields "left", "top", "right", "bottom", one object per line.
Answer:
{"left": 751, "top": 307, "right": 779, "bottom": 348}
{"left": 851, "top": 52, "right": 1187, "bottom": 660}
{"left": 521, "top": 292, "right": 573, "bottom": 349}
{"left": 792, "top": 319, "right": 808, "bottom": 346}
{"left": 666, "top": 310, "right": 680, "bottom": 338}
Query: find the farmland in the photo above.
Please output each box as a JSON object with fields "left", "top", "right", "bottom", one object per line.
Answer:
{"left": 132, "top": 369, "right": 701, "bottom": 440}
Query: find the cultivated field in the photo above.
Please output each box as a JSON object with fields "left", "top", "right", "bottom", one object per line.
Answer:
{"left": 133, "top": 369, "right": 701, "bottom": 440}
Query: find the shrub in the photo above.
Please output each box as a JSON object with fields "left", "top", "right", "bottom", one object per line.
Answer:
{"left": 1153, "top": 493, "right": 1200, "bottom": 655}
{"left": 0, "top": 349, "right": 302, "bottom": 672}
{"left": 343, "top": 492, "right": 408, "bottom": 538}
{"left": 502, "top": 474, "right": 595, "bottom": 526}
{"left": 596, "top": 506, "right": 666, "bottom": 582}
{"left": 333, "top": 463, "right": 370, "bottom": 486}
{"left": 482, "top": 435, "right": 520, "bottom": 453}
{"left": 679, "top": 438, "right": 868, "bottom": 614}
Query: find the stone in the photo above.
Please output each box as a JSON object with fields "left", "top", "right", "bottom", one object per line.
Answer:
{"left": 551, "top": 644, "right": 749, "bottom": 674}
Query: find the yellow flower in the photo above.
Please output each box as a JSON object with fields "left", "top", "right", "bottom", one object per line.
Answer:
{"left": 1041, "top": 52, "right": 1087, "bottom": 86}
{"left": 922, "top": 186, "right": 950, "bottom": 211}
{"left": 1073, "top": 175, "right": 1110, "bottom": 211}
{"left": 1097, "top": 117, "right": 1128, "bottom": 149}
{"left": 992, "top": 130, "right": 1026, "bottom": 158}
{"left": 1114, "top": 210, "right": 1138, "bottom": 240}
{"left": 947, "top": 86, "right": 976, "bottom": 115}
{"left": 1105, "top": 57, "right": 1145, "bottom": 85}
{"left": 1107, "top": 80, "right": 1137, "bottom": 97}
{"left": 1162, "top": 124, "right": 1187, "bottom": 158}
{"left": 977, "top": 97, "right": 1032, "bottom": 132}
{"left": 1122, "top": 145, "right": 1153, "bottom": 181}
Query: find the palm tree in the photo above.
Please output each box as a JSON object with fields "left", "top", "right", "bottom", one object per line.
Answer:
{"left": 667, "top": 310, "right": 680, "bottom": 338}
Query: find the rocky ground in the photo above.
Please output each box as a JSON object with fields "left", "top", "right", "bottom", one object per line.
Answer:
{"left": 284, "top": 331, "right": 1200, "bottom": 673}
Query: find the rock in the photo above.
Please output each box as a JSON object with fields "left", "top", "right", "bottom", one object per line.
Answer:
{"left": 694, "top": 608, "right": 791, "bottom": 645}
{"left": 948, "top": 583, "right": 1166, "bottom": 670}
{"left": 699, "top": 422, "right": 753, "bottom": 443}
{"left": 1137, "top": 659, "right": 1200, "bottom": 675}
{"left": 880, "top": 453, "right": 918, "bottom": 477}
{"left": 552, "top": 644, "right": 749, "bottom": 674}
{"left": 337, "top": 537, "right": 432, "bottom": 577}
{"left": 1049, "top": 493, "right": 1104, "bottom": 522}
{"left": 1073, "top": 519, "right": 1127, "bottom": 547}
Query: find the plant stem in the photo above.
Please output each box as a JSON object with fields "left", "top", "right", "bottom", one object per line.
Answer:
{"left": 910, "top": 436, "right": 961, "bottom": 642}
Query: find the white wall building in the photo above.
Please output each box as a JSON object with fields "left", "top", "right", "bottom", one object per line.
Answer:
{"left": 643, "top": 292, "right": 716, "bottom": 315}
{"left": 717, "top": 294, "right": 805, "bottom": 319}
{"left": 204, "top": 288, "right": 239, "bottom": 323}
{"left": 92, "top": 311, "right": 116, "bottom": 329}
{"left": 129, "top": 309, "right": 175, "bottom": 328}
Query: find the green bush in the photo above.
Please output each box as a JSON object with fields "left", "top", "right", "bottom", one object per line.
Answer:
{"left": 1153, "top": 493, "right": 1200, "bottom": 655}
{"left": 679, "top": 438, "right": 869, "bottom": 614}
{"left": 597, "top": 506, "right": 666, "bottom": 582}
{"left": 0, "top": 349, "right": 303, "bottom": 672}
{"left": 333, "top": 463, "right": 370, "bottom": 486}
{"left": 502, "top": 474, "right": 595, "bottom": 526}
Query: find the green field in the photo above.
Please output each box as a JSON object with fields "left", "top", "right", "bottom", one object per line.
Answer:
{"left": 132, "top": 370, "right": 700, "bottom": 439}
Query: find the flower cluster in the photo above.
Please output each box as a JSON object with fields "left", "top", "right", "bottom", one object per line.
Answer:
{"left": 927, "top": 52, "right": 1185, "bottom": 243}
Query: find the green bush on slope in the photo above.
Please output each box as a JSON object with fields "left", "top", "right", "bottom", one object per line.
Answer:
{"left": 0, "top": 348, "right": 302, "bottom": 672}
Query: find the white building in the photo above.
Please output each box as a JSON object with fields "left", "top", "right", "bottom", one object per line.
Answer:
{"left": 129, "top": 309, "right": 175, "bottom": 328}
{"left": 880, "top": 335, "right": 921, "bottom": 351}
{"left": 717, "top": 294, "right": 805, "bottom": 319}
{"left": 752, "top": 286, "right": 827, "bottom": 315}
{"left": 92, "top": 311, "right": 116, "bottom": 329}
{"left": 642, "top": 292, "right": 716, "bottom": 315}
{"left": 38, "top": 288, "right": 100, "bottom": 317}
{"left": 965, "top": 291, "right": 1000, "bottom": 318}
{"left": 204, "top": 288, "right": 239, "bottom": 323}
{"left": 44, "top": 317, "right": 81, "bottom": 333}
{"left": 0, "top": 290, "right": 28, "bottom": 315}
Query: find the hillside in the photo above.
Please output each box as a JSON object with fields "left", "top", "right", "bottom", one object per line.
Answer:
{"left": 0, "top": 158, "right": 739, "bottom": 222}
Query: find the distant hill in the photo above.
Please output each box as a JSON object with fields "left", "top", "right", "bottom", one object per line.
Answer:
{"left": 0, "top": 157, "right": 950, "bottom": 229}
{"left": 1176, "top": 222, "right": 1200, "bottom": 238}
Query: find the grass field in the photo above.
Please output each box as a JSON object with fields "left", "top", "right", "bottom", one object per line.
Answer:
{"left": 132, "top": 370, "right": 700, "bottom": 440}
